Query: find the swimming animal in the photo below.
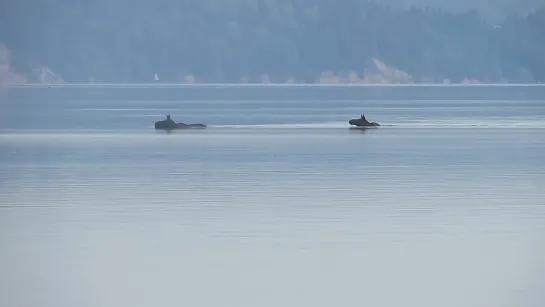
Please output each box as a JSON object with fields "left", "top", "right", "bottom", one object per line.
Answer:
{"left": 154, "top": 114, "right": 207, "bottom": 130}
{"left": 348, "top": 114, "right": 380, "bottom": 127}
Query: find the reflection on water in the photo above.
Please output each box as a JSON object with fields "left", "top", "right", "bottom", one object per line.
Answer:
{"left": 1, "top": 92, "right": 545, "bottom": 307}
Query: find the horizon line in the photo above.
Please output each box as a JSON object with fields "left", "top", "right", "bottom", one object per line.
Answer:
{"left": 3, "top": 82, "right": 545, "bottom": 88}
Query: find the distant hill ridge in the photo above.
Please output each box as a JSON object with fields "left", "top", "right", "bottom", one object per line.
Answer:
{"left": 1, "top": 0, "right": 543, "bottom": 84}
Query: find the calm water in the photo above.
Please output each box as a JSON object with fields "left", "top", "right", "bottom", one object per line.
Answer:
{"left": 1, "top": 86, "right": 545, "bottom": 307}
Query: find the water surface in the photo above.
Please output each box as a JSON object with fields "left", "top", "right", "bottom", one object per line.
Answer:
{"left": 1, "top": 86, "right": 545, "bottom": 307}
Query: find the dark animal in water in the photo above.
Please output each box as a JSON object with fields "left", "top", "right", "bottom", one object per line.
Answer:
{"left": 154, "top": 114, "right": 207, "bottom": 130}
{"left": 348, "top": 114, "right": 380, "bottom": 127}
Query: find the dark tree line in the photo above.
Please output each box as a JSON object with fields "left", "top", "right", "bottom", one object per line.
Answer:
{"left": 1, "top": 0, "right": 544, "bottom": 83}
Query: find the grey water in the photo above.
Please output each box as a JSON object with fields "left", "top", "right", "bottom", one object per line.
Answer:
{"left": 1, "top": 85, "right": 545, "bottom": 307}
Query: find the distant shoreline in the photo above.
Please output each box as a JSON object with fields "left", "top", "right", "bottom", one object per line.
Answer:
{"left": 3, "top": 83, "right": 545, "bottom": 89}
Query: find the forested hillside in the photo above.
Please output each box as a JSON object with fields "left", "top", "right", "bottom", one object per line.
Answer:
{"left": 1, "top": 0, "right": 544, "bottom": 84}
{"left": 379, "top": 0, "right": 542, "bottom": 22}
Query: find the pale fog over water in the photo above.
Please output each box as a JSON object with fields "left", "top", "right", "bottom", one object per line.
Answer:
{"left": 1, "top": 85, "right": 545, "bottom": 307}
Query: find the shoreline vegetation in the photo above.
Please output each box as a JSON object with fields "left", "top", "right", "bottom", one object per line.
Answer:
{"left": 4, "top": 83, "right": 545, "bottom": 88}
{"left": 1, "top": 1, "right": 544, "bottom": 85}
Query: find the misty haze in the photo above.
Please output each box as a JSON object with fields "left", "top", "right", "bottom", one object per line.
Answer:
{"left": 1, "top": 0, "right": 544, "bottom": 84}
{"left": 1, "top": 2, "right": 545, "bottom": 307}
